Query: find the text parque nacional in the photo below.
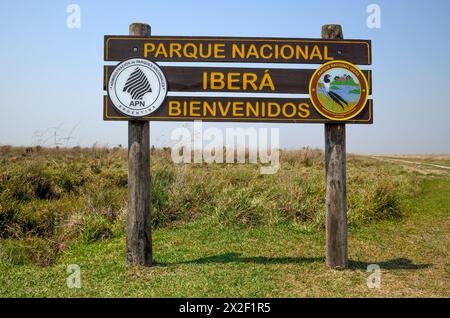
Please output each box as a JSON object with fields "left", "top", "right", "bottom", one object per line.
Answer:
{"left": 143, "top": 42, "right": 335, "bottom": 62}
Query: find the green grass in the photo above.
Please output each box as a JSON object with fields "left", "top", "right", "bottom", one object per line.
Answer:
{"left": 0, "top": 147, "right": 448, "bottom": 297}
{"left": 1, "top": 146, "right": 410, "bottom": 264}
{"left": 0, "top": 177, "right": 448, "bottom": 297}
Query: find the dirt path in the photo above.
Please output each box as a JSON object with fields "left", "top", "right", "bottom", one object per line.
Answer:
{"left": 371, "top": 156, "right": 450, "bottom": 176}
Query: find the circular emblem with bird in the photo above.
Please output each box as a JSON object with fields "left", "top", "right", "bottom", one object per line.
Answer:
{"left": 309, "top": 60, "right": 369, "bottom": 120}
{"left": 108, "top": 58, "right": 167, "bottom": 117}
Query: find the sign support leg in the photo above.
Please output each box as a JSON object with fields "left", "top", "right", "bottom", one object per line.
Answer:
{"left": 126, "top": 23, "right": 152, "bottom": 266}
{"left": 322, "top": 25, "right": 348, "bottom": 269}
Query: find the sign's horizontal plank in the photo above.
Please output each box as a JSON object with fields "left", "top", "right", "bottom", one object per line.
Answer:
{"left": 103, "top": 95, "right": 373, "bottom": 124}
{"left": 104, "top": 66, "right": 372, "bottom": 95}
{"left": 104, "top": 36, "right": 371, "bottom": 65}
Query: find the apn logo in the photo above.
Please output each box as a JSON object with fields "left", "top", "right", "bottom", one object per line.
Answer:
{"left": 108, "top": 58, "right": 168, "bottom": 117}
{"left": 123, "top": 67, "right": 152, "bottom": 107}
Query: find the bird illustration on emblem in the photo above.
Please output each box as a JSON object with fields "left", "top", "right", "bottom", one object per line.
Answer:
{"left": 322, "top": 74, "right": 348, "bottom": 110}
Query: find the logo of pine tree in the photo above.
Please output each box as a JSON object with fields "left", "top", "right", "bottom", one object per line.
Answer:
{"left": 123, "top": 67, "right": 152, "bottom": 100}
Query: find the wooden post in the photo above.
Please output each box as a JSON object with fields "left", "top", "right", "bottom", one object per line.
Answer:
{"left": 126, "top": 23, "right": 152, "bottom": 266}
{"left": 322, "top": 24, "right": 348, "bottom": 269}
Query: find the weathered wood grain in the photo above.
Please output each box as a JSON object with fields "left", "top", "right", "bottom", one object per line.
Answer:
{"left": 323, "top": 24, "right": 348, "bottom": 269}
{"left": 126, "top": 23, "right": 152, "bottom": 267}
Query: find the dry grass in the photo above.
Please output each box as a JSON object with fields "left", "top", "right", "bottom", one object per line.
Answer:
{"left": 0, "top": 147, "right": 448, "bottom": 297}
{"left": 1, "top": 146, "right": 417, "bottom": 266}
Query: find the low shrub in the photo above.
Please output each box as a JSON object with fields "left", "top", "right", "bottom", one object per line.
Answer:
{"left": 0, "top": 147, "right": 417, "bottom": 266}
{"left": 80, "top": 214, "right": 114, "bottom": 244}
{"left": 0, "top": 237, "right": 59, "bottom": 266}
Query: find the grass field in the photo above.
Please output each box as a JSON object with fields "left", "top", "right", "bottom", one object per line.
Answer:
{"left": 0, "top": 146, "right": 449, "bottom": 297}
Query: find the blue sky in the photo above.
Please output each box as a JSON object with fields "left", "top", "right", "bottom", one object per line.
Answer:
{"left": 0, "top": 0, "right": 449, "bottom": 154}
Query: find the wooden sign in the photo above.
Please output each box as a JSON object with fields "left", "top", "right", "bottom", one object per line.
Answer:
{"left": 104, "top": 65, "right": 372, "bottom": 95}
{"left": 105, "top": 36, "right": 371, "bottom": 65}
{"left": 104, "top": 95, "right": 373, "bottom": 123}
{"left": 103, "top": 35, "right": 373, "bottom": 123}
{"left": 105, "top": 23, "right": 374, "bottom": 269}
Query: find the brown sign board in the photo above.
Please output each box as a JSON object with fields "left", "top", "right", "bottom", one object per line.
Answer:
{"left": 104, "top": 36, "right": 371, "bottom": 65}
{"left": 104, "top": 65, "right": 372, "bottom": 95}
{"left": 103, "top": 95, "right": 373, "bottom": 124}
